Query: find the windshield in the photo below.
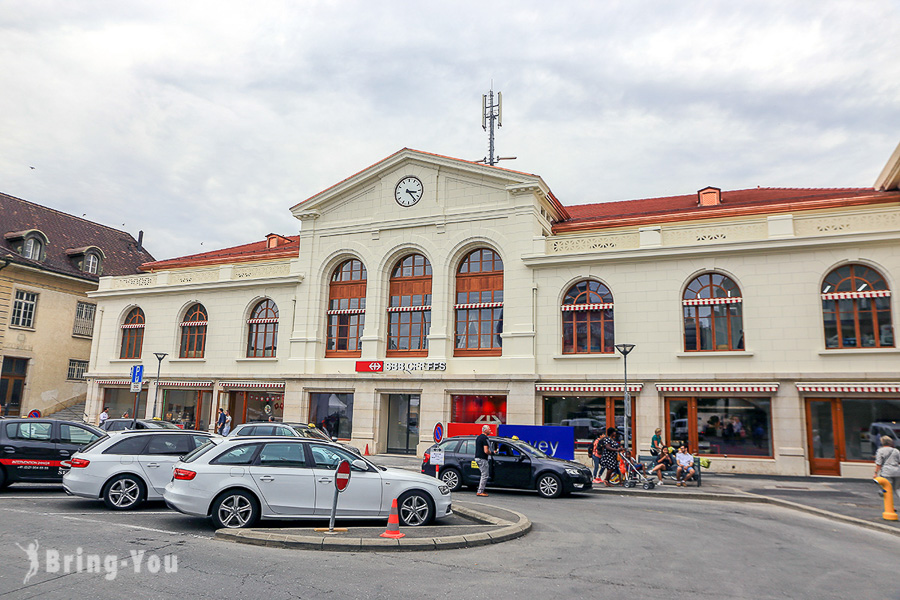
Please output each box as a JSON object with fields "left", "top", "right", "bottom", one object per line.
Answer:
{"left": 291, "top": 426, "right": 330, "bottom": 441}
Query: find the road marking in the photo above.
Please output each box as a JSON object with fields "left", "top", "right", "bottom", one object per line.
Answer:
{"left": 0, "top": 507, "right": 211, "bottom": 539}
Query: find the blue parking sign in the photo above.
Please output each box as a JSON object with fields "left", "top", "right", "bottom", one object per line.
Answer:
{"left": 131, "top": 365, "right": 144, "bottom": 383}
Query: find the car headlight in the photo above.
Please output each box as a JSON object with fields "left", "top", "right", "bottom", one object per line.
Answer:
{"left": 565, "top": 468, "right": 581, "bottom": 477}
{"left": 438, "top": 485, "right": 450, "bottom": 495}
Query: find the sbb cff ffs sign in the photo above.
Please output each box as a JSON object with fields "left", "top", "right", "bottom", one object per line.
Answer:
{"left": 356, "top": 361, "right": 383, "bottom": 373}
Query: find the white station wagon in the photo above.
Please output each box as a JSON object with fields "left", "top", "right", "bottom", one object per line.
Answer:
{"left": 163, "top": 437, "right": 452, "bottom": 529}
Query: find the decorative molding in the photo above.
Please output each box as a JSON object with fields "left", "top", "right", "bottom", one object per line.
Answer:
{"left": 232, "top": 263, "right": 291, "bottom": 280}
{"left": 111, "top": 275, "right": 155, "bottom": 289}
{"left": 662, "top": 222, "right": 767, "bottom": 247}
{"left": 794, "top": 208, "right": 900, "bottom": 238}
{"left": 548, "top": 232, "right": 639, "bottom": 254}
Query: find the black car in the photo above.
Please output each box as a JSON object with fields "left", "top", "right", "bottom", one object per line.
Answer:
{"left": 421, "top": 435, "right": 593, "bottom": 498}
{"left": 100, "top": 419, "right": 184, "bottom": 432}
{"left": 0, "top": 418, "right": 104, "bottom": 489}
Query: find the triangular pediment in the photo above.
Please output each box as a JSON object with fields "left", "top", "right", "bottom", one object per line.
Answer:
{"left": 290, "top": 149, "right": 567, "bottom": 225}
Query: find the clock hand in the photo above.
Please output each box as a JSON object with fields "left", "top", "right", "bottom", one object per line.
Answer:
{"left": 406, "top": 189, "right": 417, "bottom": 198}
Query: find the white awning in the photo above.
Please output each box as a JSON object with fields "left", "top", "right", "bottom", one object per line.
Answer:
{"left": 656, "top": 383, "right": 778, "bottom": 393}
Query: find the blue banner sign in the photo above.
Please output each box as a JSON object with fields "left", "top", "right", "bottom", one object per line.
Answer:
{"left": 498, "top": 424, "right": 575, "bottom": 460}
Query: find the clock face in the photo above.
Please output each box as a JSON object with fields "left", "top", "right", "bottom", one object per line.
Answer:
{"left": 394, "top": 176, "right": 423, "bottom": 207}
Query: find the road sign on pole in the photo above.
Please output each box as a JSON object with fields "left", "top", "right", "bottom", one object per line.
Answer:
{"left": 433, "top": 422, "right": 444, "bottom": 444}
{"left": 325, "top": 460, "right": 352, "bottom": 533}
{"left": 130, "top": 365, "right": 144, "bottom": 393}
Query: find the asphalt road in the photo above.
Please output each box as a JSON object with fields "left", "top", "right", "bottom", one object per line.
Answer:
{"left": 0, "top": 484, "right": 898, "bottom": 600}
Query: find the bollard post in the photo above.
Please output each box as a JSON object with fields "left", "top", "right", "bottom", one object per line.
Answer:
{"left": 874, "top": 477, "right": 898, "bottom": 521}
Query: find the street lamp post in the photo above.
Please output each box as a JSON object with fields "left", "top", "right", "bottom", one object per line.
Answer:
{"left": 615, "top": 344, "right": 635, "bottom": 455}
{"left": 153, "top": 353, "right": 168, "bottom": 420}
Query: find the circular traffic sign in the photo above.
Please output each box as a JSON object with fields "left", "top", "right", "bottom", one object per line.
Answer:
{"left": 335, "top": 460, "right": 351, "bottom": 492}
{"left": 433, "top": 422, "right": 444, "bottom": 444}
{"left": 28, "top": 409, "right": 42, "bottom": 418}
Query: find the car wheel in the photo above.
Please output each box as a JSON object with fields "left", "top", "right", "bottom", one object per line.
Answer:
{"left": 103, "top": 474, "right": 146, "bottom": 510}
{"left": 211, "top": 490, "right": 260, "bottom": 529}
{"left": 536, "top": 473, "right": 562, "bottom": 499}
{"left": 439, "top": 467, "right": 463, "bottom": 492}
{"left": 397, "top": 491, "right": 434, "bottom": 527}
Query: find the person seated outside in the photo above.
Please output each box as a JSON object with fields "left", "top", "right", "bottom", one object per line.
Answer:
{"left": 675, "top": 445, "right": 696, "bottom": 487}
{"left": 648, "top": 446, "right": 674, "bottom": 485}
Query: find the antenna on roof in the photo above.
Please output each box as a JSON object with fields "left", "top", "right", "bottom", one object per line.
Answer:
{"left": 476, "top": 85, "right": 516, "bottom": 166}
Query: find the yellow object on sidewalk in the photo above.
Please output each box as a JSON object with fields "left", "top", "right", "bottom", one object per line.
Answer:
{"left": 874, "top": 477, "right": 898, "bottom": 521}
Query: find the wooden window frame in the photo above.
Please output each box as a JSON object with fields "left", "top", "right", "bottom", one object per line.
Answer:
{"left": 179, "top": 304, "right": 208, "bottom": 359}
{"left": 120, "top": 308, "right": 145, "bottom": 359}
{"left": 326, "top": 259, "right": 367, "bottom": 358}
{"left": 561, "top": 280, "right": 615, "bottom": 354}
{"left": 454, "top": 249, "right": 503, "bottom": 356}
{"left": 682, "top": 273, "right": 743, "bottom": 352}
{"left": 821, "top": 264, "right": 894, "bottom": 349}
{"left": 246, "top": 300, "right": 279, "bottom": 358}
{"left": 387, "top": 254, "right": 432, "bottom": 357}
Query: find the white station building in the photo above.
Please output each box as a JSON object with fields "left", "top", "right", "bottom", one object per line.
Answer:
{"left": 85, "top": 144, "right": 900, "bottom": 478}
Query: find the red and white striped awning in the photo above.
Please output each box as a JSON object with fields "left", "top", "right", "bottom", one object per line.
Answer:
{"left": 159, "top": 380, "right": 213, "bottom": 388}
{"left": 656, "top": 383, "right": 778, "bottom": 393}
{"left": 220, "top": 381, "right": 285, "bottom": 390}
{"left": 536, "top": 383, "right": 643, "bottom": 393}
{"left": 796, "top": 383, "right": 900, "bottom": 394}
{"left": 821, "top": 290, "right": 891, "bottom": 301}
{"left": 120, "top": 323, "right": 145, "bottom": 329}
{"left": 387, "top": 305, "right": 431, "bottom": 312}
{"left": 561, "top": 303, "right": 614, "bottom": 312}
{"left": 247, "top": 317, "right": 279, "bottom": 324}
{"left": 682, "top": 297, "right": 743, "bottom": 306}
{"left": 327, "top": 308, "right": 365, "bottom": 315}
{"left": 179, "top": 321, "right": 208, "bottom": 327}
{"left": 96, "top": 379, "right": 142, "bottom": 386}
{"left": 455, "top": 302, "right": 504, "bottom": 310}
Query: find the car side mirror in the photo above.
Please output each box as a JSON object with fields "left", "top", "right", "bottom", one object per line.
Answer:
{"left": 516, "top": 455, "right": 527, "bottom": 462}
{"left": 351, "top": 459, "right": 369, "bottom": 472}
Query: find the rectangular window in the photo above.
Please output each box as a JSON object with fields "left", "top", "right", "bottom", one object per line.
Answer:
{"left": 67, "top": 359, "right": 89, "bottom": 381}
{"left": 543, "top": 395, "right": 635, "bottom": 451}
{"left": 841, "top": 398, "right": 900, "bottom": 461}
{"left": 309, "top": 392, "right": 354, "bottom": 439}
{"left": 666, "top": 397, "right": 773, "bottom": 457}
{"left": 73, "top": 302, "right": 96, "bottom": 337}
{"left": 451, "top": 395, "right": 507, "bottom": 424}
{"left": 11, "top": 290, "right": 37, "bottom": 328}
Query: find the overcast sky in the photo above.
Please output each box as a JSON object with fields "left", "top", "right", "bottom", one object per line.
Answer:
{"left": 2, "top": 1, "right": 898, "bottom": 261}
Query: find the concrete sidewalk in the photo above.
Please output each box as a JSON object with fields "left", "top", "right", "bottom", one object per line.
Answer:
{"left": 370, "top": 453, "right": 900, "bottom": 536}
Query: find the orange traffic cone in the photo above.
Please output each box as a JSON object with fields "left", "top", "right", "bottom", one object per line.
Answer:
{"left": 380, "top": 498, "right": 405, "bottom": 539}
{"left": 364, "top": 444, "right": 370, "bottom": 456}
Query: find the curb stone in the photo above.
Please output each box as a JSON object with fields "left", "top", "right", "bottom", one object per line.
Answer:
{"left": 214, "top": 502, "right": 531, "bottom": 551}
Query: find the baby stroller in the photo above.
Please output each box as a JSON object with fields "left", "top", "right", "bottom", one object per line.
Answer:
{"left": 619, "top": 452, "right": 656, "bottom": 490}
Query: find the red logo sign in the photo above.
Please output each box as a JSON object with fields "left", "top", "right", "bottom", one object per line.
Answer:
{"left": 335, "top": 460, "right": 351, "bottom": 492}
{"left": 355, "top": 361, "right": 384, "bottom": 373}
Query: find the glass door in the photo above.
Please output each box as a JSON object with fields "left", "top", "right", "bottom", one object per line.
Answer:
{"left": 806, "top": 399, "right": 841, "bottom": 475}
{"left": 386, "top": 394, "right": 420, "bottom": 454}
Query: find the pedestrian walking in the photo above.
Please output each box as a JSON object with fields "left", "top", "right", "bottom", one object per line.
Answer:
{"left": 598, "top": 427, "right": 620, "bottom": 486}
{"left": 222, "top": 410, "right": 232, "bottom": 436}
{"left": 591, "top": 431, "right": 605, "bottom": 482}
{"left": 475, "top": 425, "right": 492, "bottom": 497}
{"left": 874, "top": 435, "right": 900, "bottom": 500}
{"left": 99, "top": 407, "right": 109, "bottom": 427}
{"left": 216, "top": 408, "right": 226, "bottom": 435}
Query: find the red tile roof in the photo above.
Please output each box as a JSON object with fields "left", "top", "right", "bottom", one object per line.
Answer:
{"left": 140, "top": 235, "right": 300, "bottom": 271}
{"left": 554, "top": 187, "right": 900, "bottom": 233}
{"left": 1, "top": 192, "right": 155, "bottom": 281}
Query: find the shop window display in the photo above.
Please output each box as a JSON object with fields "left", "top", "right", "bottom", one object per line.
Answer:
{"left": 310, "top": 392, "right": 354, "bottom": 439}
{"left": 667, "top": 397, "right": 772, "bottom": 457}
{"left": 451, "top": 395, "right": 506, "bottom": 424}
{"left": 841, "top": 398, "right": 900, "bottom": 460}
{"left": 102, "top": 388, "right": 148, "bottom": 420}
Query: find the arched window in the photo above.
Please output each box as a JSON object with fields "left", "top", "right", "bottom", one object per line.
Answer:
{"left": 562, "top": 280, "right": 614, "bottom": 354}
{"left": 246, "top": 300, "right": 278, "bottom": 358}
{"left": 455, "top": 248, "right": 503, "bottom": 356}
{"left": 120, "top": 307, "right": 145, "bottom": 359}
{"left": 84, "top": 252, "right": 100, "bottom": 274}
{"left": 388, "top": 254, "right": 432, "bottom": 356}
{"left": 23, "top": 236, "right": 43, "bottom": 261}
{"left": 683, "top": 273, "right": 743, "bottom": 351}
{"left": 179, "top": 303, "right": 208, "bottom": 358}
{"left": 326, "top": 259, "right": 367, "bottom": 357}
{"left": 822, "top": 264, "right": 893, "bottom": 348}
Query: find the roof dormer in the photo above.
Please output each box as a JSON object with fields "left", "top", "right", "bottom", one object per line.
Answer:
{"left": 5, "top": 229, "right": 48, "bottom": 262}
{"left": 66, "top": 246, "right": 105, "bottom": 275}
{"left": 265, "top": 233, "right": 294, "bottom": 249}
{"left": 697, "top": 186, "right": 722, "bottom": 207}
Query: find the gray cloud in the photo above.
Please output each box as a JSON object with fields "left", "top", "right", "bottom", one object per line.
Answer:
{"left": 1, "top": 1, "right": 898, "bottom": 259}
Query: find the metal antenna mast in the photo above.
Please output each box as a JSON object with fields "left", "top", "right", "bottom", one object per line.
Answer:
{"left": 478, "top": 87, "right": 516, "bottom": 166}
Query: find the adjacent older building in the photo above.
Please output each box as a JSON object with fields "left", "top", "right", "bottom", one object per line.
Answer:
{"left": 1, "top": 193, "right": 154, "bottom": 417}
{"left": 85, "top": 144, "right": 900, "bottom": 477}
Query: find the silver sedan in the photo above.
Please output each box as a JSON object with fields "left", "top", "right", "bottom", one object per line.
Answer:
{"left": 163, "top": 437, "right": 452, "bottom": 529}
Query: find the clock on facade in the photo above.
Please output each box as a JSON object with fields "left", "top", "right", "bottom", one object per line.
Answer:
{"left": 394, "top": 176, "right": 423, "bottom": 207}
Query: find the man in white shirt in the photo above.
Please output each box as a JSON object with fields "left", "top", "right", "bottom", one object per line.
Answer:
{"left": 99, "top": 407, "right": 109, "bottom": 427}
{"left": 675, "top": 445, "right": 695, "bottom": 487}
